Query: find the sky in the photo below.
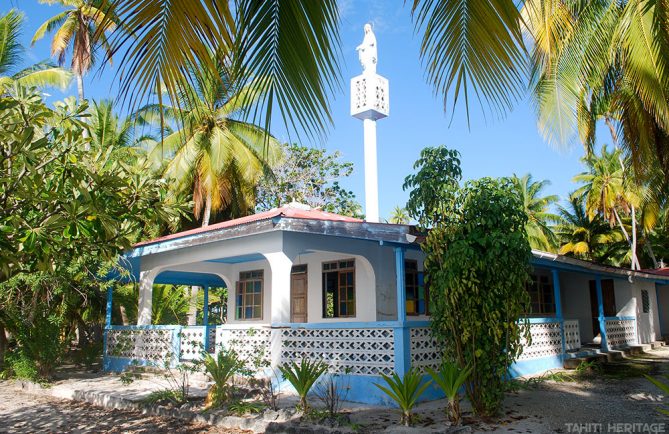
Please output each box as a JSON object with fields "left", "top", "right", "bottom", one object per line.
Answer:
{"left": 7, "top": 0, "right": 595, "bottom": 221}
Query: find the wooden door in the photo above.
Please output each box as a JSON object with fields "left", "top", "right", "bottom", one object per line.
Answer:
{"left": 290, "top": 266, "right": 308, "bottom": 323}
{"left": 589, "top": 279, "right": 617, "bottom": 337}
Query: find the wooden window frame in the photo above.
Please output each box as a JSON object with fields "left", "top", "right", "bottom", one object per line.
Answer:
{"left": 641, "top": 289, "right": 650, "bottom": 314}
{"left": 322, "top": 259, "right": 356, "bottom": 318}
{"left": 236, "top": 270, "right": 264, "bottom": 320}
{"left": 526, "top": 272, "right": 556, "bottom": 316}
{"left": 405, "top": 260, "right": 419, "bottom": 316}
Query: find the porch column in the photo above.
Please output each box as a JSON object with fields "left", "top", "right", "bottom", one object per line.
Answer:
{"left": 595, "top": 275, "right": 609, "bottom": 351}
{"left": 203, "top": 285, "right": 210, "bottom": 352}
{"left": 265, "top": 252, "right": 293, "bottom": 324}
{"left": 655, "top": 283, "right": 664, "bottom": 338}
{"left": 551, "top": 269, "right": 566, "bottom": 356}
{"left": 137, "top": 269, "right": 157, "bottom": 325}
{"left": 105, "top": 285, "right": 113, "bottom": 327}
{"left": 394, "top": 247, "right": 410, "bottom": 377}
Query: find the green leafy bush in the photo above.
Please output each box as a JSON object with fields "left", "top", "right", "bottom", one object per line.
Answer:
{"left": 4, "top": 351, "right": 39, "bottom": 381}
{"left": 279, "top": 359, "right": 327, "bottom": 411}
{"left": 374, "top": 368, "right": 432, "bottom": 426}
{"left": 404, "top": 147, "right": 532, "bottom": 416}
{"left": 427, "top": 361, "right": 471, "bottom": 425}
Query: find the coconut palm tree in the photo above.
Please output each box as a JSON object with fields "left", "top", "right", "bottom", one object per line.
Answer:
{"left": 138, "top": 51, "right": 282, "bottom": 227}
{"left": 572, "top": 146, "right": 642, "bottom": 269}
{"left": 0, "top": 9, "right": 71, "bottom": 90}
{"left": 556, "top": 196, "right": 623, "bottom": 264}
{"left": 389, "top": 206, "right": 410, "bottom": 224}
{"left": 523, "top": 0, "right": 669, "bottom": 181}
{"left": 32, "top": 0, "right": 117, "bottom": 101}
{"left": 510, "top": 174, "right": 560, "bottom": 252}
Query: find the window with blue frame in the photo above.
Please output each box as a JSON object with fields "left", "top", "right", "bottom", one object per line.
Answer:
{"left": 405, "top": 260, "right": 428, "bottom": 315}
{"left": 236, "top": 270, "right": 263, "bottom": 320}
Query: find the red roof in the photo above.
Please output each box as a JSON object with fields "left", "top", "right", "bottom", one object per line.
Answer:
{"left": 135, "top": 205, "right": 363, "bottom": 247}
{"left": 642, "top": 267, "right": 669, "bottom": 276}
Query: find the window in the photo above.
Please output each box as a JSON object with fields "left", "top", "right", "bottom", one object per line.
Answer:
{"left": 642, "top": 289, "right": 650, "bottom": 313}
{"left": 405, "top": 260, "right": 428, "bottom": 315}
{"left": 322, "top": 259, "right": 355, "bottom": 318}
{"left": 526, "top": 273, "right": 555, "bottom": 315}
{"left": 236, "top": 270, "right": 263, "bottom": 320}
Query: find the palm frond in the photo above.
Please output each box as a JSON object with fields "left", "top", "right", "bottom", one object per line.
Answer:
{"left": 0, "top": 9, "right": 23, "bottom": 76}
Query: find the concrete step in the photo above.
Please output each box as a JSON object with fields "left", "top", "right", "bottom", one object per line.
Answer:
{"left": 563, "top": 354, "right": 607, "bottom": 370}
{"left": 650, "top": 341, "right": 665, "bottom": 349}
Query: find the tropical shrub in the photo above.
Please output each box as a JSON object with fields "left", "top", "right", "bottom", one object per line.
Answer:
{"left": 374, "top": 368, "right": 431, "bottom": 426}
{"left": 279, "top": 359, "right": 327, "bottom": 411}
{"left": 427, "top": 361, "right": 472, "bottom": 425}
{"left": 404, "top": 146, "right": 532, "bottom": 417}
{"left": 203, "top": 348, "right": 246, "bottom": 408}
{"left": 314, "top": 368, "right": 352, "bottom": 418}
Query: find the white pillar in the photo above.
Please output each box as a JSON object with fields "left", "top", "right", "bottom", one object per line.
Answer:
{"left": 363, "top": 118, "right": 379, "bottom": 223}
{"left": 137, "top": 270, "right": 158, "bottom": 325}
{"left": 264, "top": 252, "right": 293, "bottom": 324}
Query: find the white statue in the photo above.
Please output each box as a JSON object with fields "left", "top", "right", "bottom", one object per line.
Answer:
{"left": 356, "top": 23, "right": 377, "bottom": 74}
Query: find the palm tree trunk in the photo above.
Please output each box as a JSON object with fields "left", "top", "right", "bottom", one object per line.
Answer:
{"left": 119, "top": 305, "right": 129, "bottom": 326}
{"left": 631, "top": 206, "right": 639, "bottom": 270}
{"left": 613, "top": 208, "right": 640, "bottom": 269}
{"left": 186, "top": 192, "right": 213, "bottom": 325}
{"left": 0, "top": 324, "right": 7, "bottom": 368}
{"left": 186, "top": 286, "right": 199, "bottom": 326}
{"left": 644, "top": 232, "right": 659, "bottom": 269}
{"left": 202, "top": 191, "right": 212, "bottom": 227}
{"left": 76, "top": 73, "right": 85, "bottom": 102}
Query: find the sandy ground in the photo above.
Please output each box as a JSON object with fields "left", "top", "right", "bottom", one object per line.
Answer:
{"left": 0, "top": 383, "right": 248, "bottom": 434}
{"left": 2, "top": 348, "right": 669, "bottom": 433}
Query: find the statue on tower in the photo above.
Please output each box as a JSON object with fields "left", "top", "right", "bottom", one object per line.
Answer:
{"left": 356, "top": 23, "right": 377, "bottom": 74}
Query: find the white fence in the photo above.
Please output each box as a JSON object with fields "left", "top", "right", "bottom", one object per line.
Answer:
{"left": 564, "top": 320, "right": 581, "bottom": 351}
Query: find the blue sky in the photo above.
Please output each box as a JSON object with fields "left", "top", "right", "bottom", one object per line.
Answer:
{"left": 9, "top": 0, "right": 594, "bottom": 221}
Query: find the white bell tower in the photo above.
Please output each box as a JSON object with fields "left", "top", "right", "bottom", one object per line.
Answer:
{"left": 351, "top": 23, "right": 389, "bottom": 223}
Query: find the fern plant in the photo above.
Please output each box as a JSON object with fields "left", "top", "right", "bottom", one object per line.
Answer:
{"left": 374, "top": 368, "right": 432, "bottom": 426}
{"left": 645, "top": 374, "right": 669, "bottom": 416}
{"left": 427, "top": 361, "right": 471, "bottom": 425}
{"left": 279, "top": 359, "right": 327, "bottom": 411}
{"left": 203, "top": 348, "right": 246, "bottom": 408}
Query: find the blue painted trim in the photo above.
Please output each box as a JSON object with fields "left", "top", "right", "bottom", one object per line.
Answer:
{"left": 272, "top": 320, "right": 401, "bottom": 329}
{"left": 105, "top": 286, "right": 113, "bottom": 327}
{"left": 509, "top": 355, "right": 564, "bottom": 378}
{"left": 108, "top": 325, "right": 180, "bottom": 330}
{"left": 521, "top": 317, "right": 560, "bottom": 324}
{"left": 393, "top": 326, "right": 410, "bottom": 377}
{"left": 172, "top": 326, "right": 182, "bottom": 367}
{"left": 395, "top": 247, "right": 407, "bottom": 324}
{"left": 656, "top": 284, "right": 664, "bottom": 337}
{"left": 104, "top": 356, "right": 162, "bottom": 372}
{"left": 552, "top": 269, "right": 567, "bottom": 356}
{"left": 603, "top": 315, "right": 635, "bottom": 321}
{"left": 595, "top": 276, "right": 609, "bottom": 351}
{"left": 531, "top": 257, "right": 669, "bottom": 284}
{"left": 203, "top": 286, "right": 210, "bottom": 353}
{"left": 406, "top": 320, "right": 431, "bottom": 327}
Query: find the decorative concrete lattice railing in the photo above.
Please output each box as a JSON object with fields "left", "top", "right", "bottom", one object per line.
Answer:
{"left": 409, "top": 326, "right": 441, "bottom": 373}
{"left": 280, "top": 327, "right": 395, "bottom": 376}
{"left": 215, "top": 326, "right": 272, "bottom": 369}
{"left": 564, "top": 320, "right": 581, "bottom": 351}
{"left": 517, "top": 320, "right": 563, "bottom": 361}
{"left": 106, "top": 326, "right": 176, "bottom": 364}
{"left": 179, "top": 326, "right": 215, "bottom": 361}
{"left": 605, "top": 317, "right": 637, "bottom": 349}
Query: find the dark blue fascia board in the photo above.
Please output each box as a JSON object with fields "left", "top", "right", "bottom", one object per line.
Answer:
{"left": 531, "top": 256, "right": 669, "bottom": 284}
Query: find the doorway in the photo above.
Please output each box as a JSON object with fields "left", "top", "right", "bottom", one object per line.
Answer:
{"left": 589, "top": 279, "right": 616, "bottom": 337}
{"left": 290, "top": 265, "right": 308, "bottom": 323}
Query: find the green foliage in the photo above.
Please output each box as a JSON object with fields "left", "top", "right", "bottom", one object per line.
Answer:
{"left": 374, "top": 368, "right": 431, "bottom": 427}
{"left": 228, "top": 400, "right": 265, "bottom": 415}
{"left": 3, "top": 351, "right": 39, "bottom": 382}
{"left": 403, "top": 146, "right": 462, "bottom": 228}
{"left": 279, "top": 359, "right": 327, "bottom": 411}
{"left": 427, "top": 361, "right": 471, "bottom": 425}
{"left": 405, "top": 146, "right": 532, "bottom": 417}
{"left": 144, "top": 389, "right": 187, "bottom": 406}
{"left": 256, "top": 143, "right": 363, "bottom": 218}
{"left": 203, "top": 348, "right": 246, "bottom": 408}
{"left": 645, "top": 374, "right": 669, "bottom": 416}
{"left": 510, "top": 174, "right": 560, "bottom": 251}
